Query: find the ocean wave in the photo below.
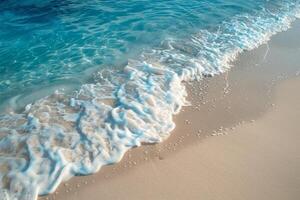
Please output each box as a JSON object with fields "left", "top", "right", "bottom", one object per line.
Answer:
{"left": 0, "top": 1, "right": 299, "bottom": 200}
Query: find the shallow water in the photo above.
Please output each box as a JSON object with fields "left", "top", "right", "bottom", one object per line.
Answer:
{"left": 0, "top": 0, "right": 291, "bottom": 111}
{"left": 0, "top": 1, "right": 299, "bottom": 199}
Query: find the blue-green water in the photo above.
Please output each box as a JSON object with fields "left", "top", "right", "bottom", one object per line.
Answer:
{"left": 0, "top": 0, "right": 295, "bottom": 109}
{"left": 0, "top": 1, "right": 299, "bottom": 200}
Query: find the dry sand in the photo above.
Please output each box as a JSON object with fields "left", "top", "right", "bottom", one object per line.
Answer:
{"left": 41, "top": 21, "right": 300, "bottom": 200}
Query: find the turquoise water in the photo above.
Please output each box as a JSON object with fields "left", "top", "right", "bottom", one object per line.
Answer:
{"left": 0, "top": 0, "right": 293, "bottom": 110}
{"left": 0, "top": 1, "right": 299, "bottom": 199}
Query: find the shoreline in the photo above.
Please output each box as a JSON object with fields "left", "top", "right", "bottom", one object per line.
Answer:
{"left": 41, "top": 20, "right": 300, "bottom": 200}
{"left": 46, "top": 76, "right": 300, "bottom": 200}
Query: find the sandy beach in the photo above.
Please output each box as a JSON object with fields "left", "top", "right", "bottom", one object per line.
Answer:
{"left": 2, "top": 2, "right": 300, "bottom": 200}
{"left": 41, "top": 21, "right": 300, "bottom": 200}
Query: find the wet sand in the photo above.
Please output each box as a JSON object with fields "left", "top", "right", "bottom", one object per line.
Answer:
{"left": 41, "top": 21, "right": 300, "bottom": 200}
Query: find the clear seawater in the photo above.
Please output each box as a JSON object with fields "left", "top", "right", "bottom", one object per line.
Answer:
{"left": 0, "top": 0, "right": 299, "bottom": 199}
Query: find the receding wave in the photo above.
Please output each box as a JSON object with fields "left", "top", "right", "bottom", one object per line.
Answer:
{"left": 0, "top": 1, "right": 299, "bottom": 200}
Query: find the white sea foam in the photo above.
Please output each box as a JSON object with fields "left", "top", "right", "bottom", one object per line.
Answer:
{"left": 0, "top": 2, "right": 299, "bottom": 200}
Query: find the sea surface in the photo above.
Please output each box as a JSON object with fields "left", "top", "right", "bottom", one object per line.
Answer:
{"left": 0, "top": 0, "right": 299, "bottom": 199}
